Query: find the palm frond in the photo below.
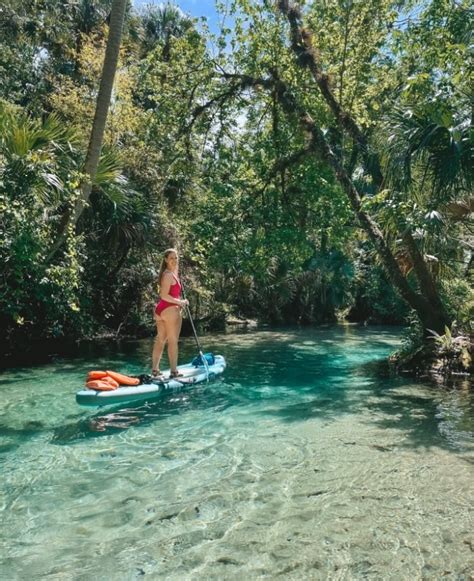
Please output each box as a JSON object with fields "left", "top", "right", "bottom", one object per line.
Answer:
{"left": 2, "top": 111, "right": 78, "bottom": 157}
{"left": 382, "top": 106, "right": 472, "bottom": 201}
{"left": 94, "top": 148, "right": 121, "bottom": 183}
{"left": 140, "top": 2, "right": 194, "bottom": 52}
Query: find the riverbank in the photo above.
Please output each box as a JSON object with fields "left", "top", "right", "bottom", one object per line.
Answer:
{"left": 390, "top": 329, "right": 473, "bottom": 381}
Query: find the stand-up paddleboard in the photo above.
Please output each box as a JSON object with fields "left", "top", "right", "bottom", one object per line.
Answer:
{"left": 76, "top": 354, "right": 226, "bottom": 408}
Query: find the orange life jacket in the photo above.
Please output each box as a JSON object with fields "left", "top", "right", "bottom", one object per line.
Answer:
{"left": 85, "top": 370, "right": 140, "bottom": 390}
{"left": 85, "top": 377, "right": 119, "bottom": 391}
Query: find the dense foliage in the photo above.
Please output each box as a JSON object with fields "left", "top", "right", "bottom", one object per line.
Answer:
{"left": 0, "top": 0, "right": 472, "bottom": 364}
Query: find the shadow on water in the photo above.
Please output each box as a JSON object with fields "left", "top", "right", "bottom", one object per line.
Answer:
{"left": 0, "top": 421, "right": 49, "bottom": 456}
{"left": 252, "top": 342, "right": 473, "bottom": 453}
{"left": 0, "top": 335, "right": 154, "bottom": 370}
{"left": 2, "top": 326, "right": 473, "bottom": 454}
{"left": 51, "top": 380, "right": 234, "bottom": 443}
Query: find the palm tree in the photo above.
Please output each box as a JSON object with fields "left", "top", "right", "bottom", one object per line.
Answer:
{"left": 47, "top": 0, "right": 128, "bottom": 261}
{"left": 0, "top": 105, "right": 79, "bottom": 206}
{"left": 140, "top": 2, "right": 194, "bottom": 59}
{"left": 0, "top": 104, "right": 83, "bottom": 346}
{"left": 89, "top": 146, "right": 152, "bottom": 267}
{"left": 384, "top": 106, "right": 472, "bottom": 204}
{"left": 73, "top": 0, "right": 113, "bottom": 35}
{"left": 382, "top": 104, "right": 473, "bottom": 280}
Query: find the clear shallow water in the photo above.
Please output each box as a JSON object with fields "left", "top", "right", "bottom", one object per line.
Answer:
{"left": 1, "top": 325, "right": 473, "bottom": 580}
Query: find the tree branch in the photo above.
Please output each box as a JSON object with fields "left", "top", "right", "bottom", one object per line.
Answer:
{"left": 277, "top": 0, "right": 384, "bottom": 188}
{"left": 277, "top": 0, "right": 450, "bottom": 331}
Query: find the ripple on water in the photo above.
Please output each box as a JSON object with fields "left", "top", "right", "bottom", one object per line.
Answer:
{"left": 0, "top": 326, "right": 473, "bottom": 579}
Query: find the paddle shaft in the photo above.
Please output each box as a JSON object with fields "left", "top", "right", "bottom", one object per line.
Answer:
{"left": 180, "top": 287, "right": 202, "bottom": 353}
{"left": 180, "top": 281, "right": 209, "bottom": 378}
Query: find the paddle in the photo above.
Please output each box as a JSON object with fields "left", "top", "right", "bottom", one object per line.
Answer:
{"left": 180, "top": 280, "right": 210, "bottom": 382}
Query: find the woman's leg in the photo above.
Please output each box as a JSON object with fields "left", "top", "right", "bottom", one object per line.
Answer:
{"left": 161, "top": 307, "right": 182, "bottom": 372}
{"left": 152, "top": 314, "right": 167, "bottom": 374}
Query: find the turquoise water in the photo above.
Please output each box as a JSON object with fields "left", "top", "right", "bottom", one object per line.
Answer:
{"left": 1, "top": 326, "right": 473, "bottom": 580}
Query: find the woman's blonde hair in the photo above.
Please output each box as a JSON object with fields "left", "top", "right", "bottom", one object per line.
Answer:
{"left": 158, "top": 248, "right": 178, "bottom": 286}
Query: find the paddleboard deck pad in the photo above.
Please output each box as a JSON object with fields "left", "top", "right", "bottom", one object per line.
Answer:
{"left": 76, "top": 354, "right": 226, "bottom": 407}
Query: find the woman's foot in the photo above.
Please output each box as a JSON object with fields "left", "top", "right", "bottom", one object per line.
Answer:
{"left": 170, "top": 370, "right": 184, "bottom": 378}
{"left": 152, "top": 369, "right": 163, "bottom": 378}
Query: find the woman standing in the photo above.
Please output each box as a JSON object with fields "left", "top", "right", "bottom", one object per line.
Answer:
{"left": 152, "top": 248, "right": 189, "bottom": 378}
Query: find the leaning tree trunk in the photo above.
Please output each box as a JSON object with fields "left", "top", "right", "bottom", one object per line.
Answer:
{"left": 47, "top": 0, "right": 128, "bottom": 262}
{"left": 218, "top": 69, "right": 449, "bottom": 334}
{"left": 193, "top": 66, "right": 451, "bottom": 333}
{"left": 277, "top": 0, "right": 451, "bottom": 334}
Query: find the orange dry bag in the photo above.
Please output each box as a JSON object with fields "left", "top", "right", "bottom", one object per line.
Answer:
{"left": 87, "top": 370, "right": 107, "bottom": 380}
{"left": 85, "top": 379, "right": 118, "bottom": 391}
{"left": 105, "top": 370, "right": 140, "bottom": 386}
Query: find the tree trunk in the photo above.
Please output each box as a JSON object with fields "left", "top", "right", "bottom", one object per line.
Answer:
{"left": 221, "top": 71, "right": 450, "bottom": 333}
{"left": 276, "top": 0, "right": 451, "bottom": 334}
{"left": 46, "top": 0, "right": 128, "bottom": 262}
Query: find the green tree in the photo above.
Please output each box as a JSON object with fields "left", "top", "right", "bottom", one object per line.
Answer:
{"left": 48, "top": 0, "right": 129, "bottom": 260}
{"left": 0, "top": 103, "right": 85, "bottom": 349}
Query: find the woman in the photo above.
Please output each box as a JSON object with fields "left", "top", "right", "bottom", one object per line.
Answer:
{"left": 152, "top": 248, "right": 189, "bottom": 378}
